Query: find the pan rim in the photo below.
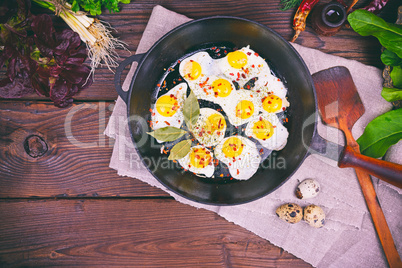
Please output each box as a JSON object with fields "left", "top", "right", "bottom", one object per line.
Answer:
{"left": 123, "top": 16, "right": 318, "bottom": 205}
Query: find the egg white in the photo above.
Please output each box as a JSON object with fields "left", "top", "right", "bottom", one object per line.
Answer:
{"left": 192, "top": 108, "right": 227, "bottom": 147}
{"left": 244, "top": 113, "right": 289, "bottom": 151}
{"left": 151, "top": 82, "right": 187, "bottom": 131}
{"left": 179, "top": 52, "right": 216, "bottom": 94}
{"left": 214, "top": 136, "right": 261, "bottom": 180}
{"left": 221, "top": 89, "right": 260, "bottom": 126}
{"left": 217, "top": 46, "right": 271, "bottom": 88}
{"left": 178, "top": 145, "right": 215, "bottom": 177}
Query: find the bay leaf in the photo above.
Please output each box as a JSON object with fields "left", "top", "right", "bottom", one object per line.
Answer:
{"left": 348, "top": 10, "right": 402, "bottom": 58}
{"left": 382, "top": 87, "right": 402, "bottom": 102}
{"left": 147, "top": 126, "right": 187, "bottom": 142}
{"left": 168, "top": 139, "right": 192, "bottom": 160}
{"left": 357, "top": 109, "right": 402, "bottom": 158}
{"left": 183, "top": 90, "right": 200, "bottom": 129}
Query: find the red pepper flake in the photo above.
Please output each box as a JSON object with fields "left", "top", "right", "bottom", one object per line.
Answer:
{"left": 259, "top": 148, "right": 264, "bottom": 153}
{"left": 229, "top": 73, "right": 234, "bottom": 76}
{"left": 177, "top": 60, "right": 181, "bottom": 63}
{"left": 149, "top": 108, "right": 153, "bottom": 112}
{"left": 282, "top": 107, "right": 286, "bottom": 111}
{"left": 247, "top": 52, "right": 252, "bottom": 56}
{"left": 237, "top": 169, "right": 240, "bottom": 175}
{"left": 157, "top": 83, "right": 161, "bottom": 87}
{"left": 254, "top": 52, "right": 259, "bottom": 56}
{"left": 286, "top": 118, "right": 289, "bottom": 122}
{"left": 165, "top": 121, "right": 170, "bottom": 126}
{"left": 220, "top": 174, "right": 224, "bottom": 177}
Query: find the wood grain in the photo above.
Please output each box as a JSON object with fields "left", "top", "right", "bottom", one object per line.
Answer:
{"left": 0, "top": 199, "right": 312, "bottom": 267}
{"left": 9, "top": 0, "right": 399, "bottom": 102}
{"left": 0, "top": 100, "right": 168, "bottom": 198}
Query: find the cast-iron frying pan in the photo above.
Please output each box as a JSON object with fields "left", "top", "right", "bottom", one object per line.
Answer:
{"left": 114, "top": 16, "right": 317, "bottom": 205}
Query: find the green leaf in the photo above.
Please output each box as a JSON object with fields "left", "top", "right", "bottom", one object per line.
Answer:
{"left": 390, "top": 66, "right": 402, "bottom": 88}
{"left": 382, "top": 87, "right": 402, "bottom": 102}
{"left": 347, "top": 10, "right": 402, "bottom": 58}
{"left": 357, "top": 109, "right": 402, "bottom": 158}
{"left": 168, "top": 139, "right": 192, "bottom": 160}
{"left": 147, "top": 126, "right": 187, "bottom": 142}
{"left": 381, "top": 49, "right": 402, "bottom": 66}
{"left": 183, "top": 90, "right": 200, "bottom": 129}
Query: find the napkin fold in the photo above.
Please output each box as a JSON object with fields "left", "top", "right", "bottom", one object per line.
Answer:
{"left": 104, "top": 5, "right": 401, "bottom": 267}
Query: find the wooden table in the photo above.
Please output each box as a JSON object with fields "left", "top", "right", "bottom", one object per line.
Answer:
{"left": 0, "top": 0, "right": 398, "bottom": 266}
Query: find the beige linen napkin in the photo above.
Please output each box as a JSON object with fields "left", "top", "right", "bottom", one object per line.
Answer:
{"left": 104, "top": 5, "right": 401, "bottom": 267}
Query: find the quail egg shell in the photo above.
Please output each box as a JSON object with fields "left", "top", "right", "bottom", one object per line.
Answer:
{"left": 275, "top": 203, "right": 303, "bottom": 224}
{"left": 304, "top": 204, "right": 325, "bottom": 228}
{"left": 296, "top": 179, "right": 320, "bottom": 199}
{"left": 151, "top": 82, "right": 187, "bottom": 132}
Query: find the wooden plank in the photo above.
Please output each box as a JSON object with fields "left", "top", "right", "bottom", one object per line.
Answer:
{"left": 7, "top": 0, "right": 398, "bottom": 102}
{"left": 0, "top": 101, "right": 168, "bottom": 198}
{"left": 0, "top": 199, "right": 312, "bottom": 267}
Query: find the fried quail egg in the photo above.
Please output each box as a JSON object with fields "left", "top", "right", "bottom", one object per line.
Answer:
{"left": 178, "top": 145, "right": 214, "bottom": 177}
{"left": 222, "top": 89, "right": 260, "bottom": 126}
{"left": 151, "top": 83, "right": 187, "bottom": 131}
{"left": 217, "top": 46, "right": 270, "bottom": 87}
{"left": 191, "top": 75, "right": 236, "bottom": 107}
{"left": 192, "top": 108, "right": 227, "bottom": 147}
{"left": 179, "top": 52, "right": 216, "bottom": 94}
{"left": 259, "top": 93, "right": 290, "bottom": 114}
{"left": 244, "top": 113, "right": 289, "bottom": 151}
{"left": 214, "top": 136, "right": 261, "bottom": 180}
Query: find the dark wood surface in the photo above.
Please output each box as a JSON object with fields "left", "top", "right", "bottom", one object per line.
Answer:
{"left": 1, "top": 0, "right": 399, "bottom": 266}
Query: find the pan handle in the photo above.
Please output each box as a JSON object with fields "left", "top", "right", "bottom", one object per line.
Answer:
{"left": 114, "top": 54, "right": 145, "bottom": 104}
{"left": 339, "top": 146, "right": 402, "bottom": 189}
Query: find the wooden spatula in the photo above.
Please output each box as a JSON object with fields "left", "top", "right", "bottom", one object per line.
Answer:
{"left": 312, "top": 66, "right": 402, "bottom": 268}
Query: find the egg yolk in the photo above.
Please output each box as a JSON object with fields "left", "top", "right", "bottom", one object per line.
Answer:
{"left": 227, "top": 51, "right": 248, "bottom": 69}
{"left": 252, "top": 119, "right": 274, "bottom": 140}
{"left": 262, "top": 95, "right": 283, "bottom": 113}
{"left": 155, "top": 95, "right": 179, "bottom": 117}
{"left": 183, "top": 60, "right": 202, "bottom": 80}
{"left": 235, "top": 100, "right": 254, "bottom": 119}
{"left": 190, "top": 147, "right": 212, "bottom": 169}
{"left": 206, "top": 113, "right": 226, "bottom": 133}
{"left": 222, "top": 137, "right": 244, "bottom": 158}
{"left": 211, "top": 78, "right": 232, "bottom": 97}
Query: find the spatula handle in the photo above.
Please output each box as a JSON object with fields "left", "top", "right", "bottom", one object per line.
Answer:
{"left": 338, "top": 145, "right": 402, "bottom": 188}
{"left": 354, "top": 168, "right": 402, "bottom": 268}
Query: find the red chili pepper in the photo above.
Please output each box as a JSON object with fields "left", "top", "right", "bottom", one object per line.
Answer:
{"left": 291, "top": 0, "right": 321, "bottom": 42}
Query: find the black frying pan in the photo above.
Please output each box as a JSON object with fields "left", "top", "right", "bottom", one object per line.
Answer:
{"left": 114, "top": 16, "right": 318, "bottom": 205}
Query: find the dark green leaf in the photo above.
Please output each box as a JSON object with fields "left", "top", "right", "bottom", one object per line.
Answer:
{"left": 357, "top": 109, "right": 402, "bottom": 158}
{"left": 381, "top": 49, "right": 402, "bottom": 66}
{"left": 147, "top": 126, "right": 187, "bottom": 142}
{"left": 347, "top": 10, "right": 402, "bottom": 58}
{"left": 168, "top": 139, "right": 192, "bottom": 160}
{"left": 381, "top": 87, "right": 402, "bottom": 102}
{"left": 183, "top": 90, "right": 200, "bottom": 129}
{"left": 390, "top": 66, "right": 402, "bottom": 88}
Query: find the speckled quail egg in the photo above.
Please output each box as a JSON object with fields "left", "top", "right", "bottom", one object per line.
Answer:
{"left": 295, "top": 179, "right": 320, "bottom": 199}
{"left": 303, "top": 204, "right": 325, "bottom": 228}
{"left": 275, "top": 203, "right": 303, "bottom": 224}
